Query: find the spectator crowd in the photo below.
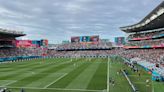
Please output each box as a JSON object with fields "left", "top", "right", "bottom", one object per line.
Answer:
{"left": 0, "top": 47, "right": 44, "bottom": 58}
{"left": 126, "top": 38, "right": 164, "bottom": 46}
{"left": 56, "top": 42, "right": 112, "bottom": 50}
{"left": 128, "top": 30, "right": 164, "bottom": 39}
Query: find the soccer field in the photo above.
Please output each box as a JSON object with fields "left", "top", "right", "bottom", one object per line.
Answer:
{"left": 0, "top": 58, "right": 163, "bottom": 92}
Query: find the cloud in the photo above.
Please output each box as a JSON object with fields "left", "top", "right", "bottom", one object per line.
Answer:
{"left": 0, "top": 0, "right": 162, "bottom": 43}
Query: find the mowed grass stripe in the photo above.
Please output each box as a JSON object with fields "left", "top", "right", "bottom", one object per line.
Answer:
{"left": 0, "top": 58, "right": 69, "bottom": 69}
{"left": 25, "top": 61, "right": 85, "bottom": 87}
{"left": 0, "top": 62, "right": 46, "bottom": 80}
{"left": 0, "top": 59, "right": 61, "bottom": 75}
{"left": 87, "top": 61, "right": 107, "bottom": 90}
{"left": 8, "top": 60, "right": 75, "bottom": 87}
{"left": 66, "top": 59, "right": 101, "bottom": 89}
{"left": 47, "top": 61, "right": 92, "bottom": 88}
{"left": 154, "top": 82, "right": 164, "bottom": 92}
{"left": 0, "top": 62, "right": 44, "bottom": 73}
{"left": 0, "top": 59, "right": 65, "bottom": 80}
{"left": 0, "top": 60, "right": 44, "bottom": 72}
{"left": 1, "top": 59, "right": 66, "bottom": 81}
{"left": 22, "top": 59, "right": 68, "bottom": 72}
{"left": 0, "top": 58, "right": 50, "bottom": 67}
{"left": 25, "top": 73, "right": 65, "bottom": 88}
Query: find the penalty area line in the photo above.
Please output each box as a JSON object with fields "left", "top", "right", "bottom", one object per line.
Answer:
{"left": 44, "top": 73, "right": 68, "bottom": 88}
{"left": 2, "top": 80, "right": 17, "bottom": 87}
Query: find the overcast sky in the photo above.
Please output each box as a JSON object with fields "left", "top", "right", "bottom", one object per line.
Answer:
{"left": 0, "top": 0, "right": 162, "bottom": 43}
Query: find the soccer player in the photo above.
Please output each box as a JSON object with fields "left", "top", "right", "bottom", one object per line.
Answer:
{"left": 111, "top": 79, "right": 115, "bottom": 86}
{"left": 21, "top": 88, "right": 25, "bottom": 92}
{"left": 146, "top": 79, "right": 150, "bottom": 87}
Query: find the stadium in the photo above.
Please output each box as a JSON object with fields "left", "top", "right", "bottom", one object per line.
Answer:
{"left": 0, "top": 0, "right": 163, "bottom": 92}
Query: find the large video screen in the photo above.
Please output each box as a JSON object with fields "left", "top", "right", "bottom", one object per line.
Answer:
{"left": 41, "top": 39, "right": 48, "bottom": 47}
{"left": 81, "top": 36, "right": 90, "bottom": 42}
{"left": 90, "top": 36, "right": 99, "bottom": 42}
{"left": 115, "top": 37, "right": 125, "bottom": 45}
{"left": 71, "top": 36, "right": 99, "bottom": 43}
{"left": 71, "top": 37, "right": 80, "bottom": 43}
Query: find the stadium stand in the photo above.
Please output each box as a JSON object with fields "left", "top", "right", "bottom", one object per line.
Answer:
{"left": 0, "top": 48, "right": 43, "bottom": 58}
{"left": 0, "top": 28, "right": 46, "bottom": 62}
{"left": 120, "top": 1, "right": 164, "bottom": 81}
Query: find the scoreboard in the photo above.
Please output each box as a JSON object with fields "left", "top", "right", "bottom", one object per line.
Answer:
{"left": 90, "top": 36, "right": 99, "bottom": 42}
{"left": 81, "top": 36, "right": 90, "bottom": 42}
{"left": 71, "top": 35, "right": 99, "bottom": 43}
{"left": 41, "top": 39, "right": 48, "bottom": 47}
{"left": 115, "top": 37, "right": 126, "bottom": 45}
{"left": 71, "top": 37, "right": 80, "bottom": 43}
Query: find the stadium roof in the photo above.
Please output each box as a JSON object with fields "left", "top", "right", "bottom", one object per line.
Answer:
{"left": 120, "top": 1, "right": 164, "bottom": 33}
{"left": 0, "top": 28, "right": 26, "bottom": 37}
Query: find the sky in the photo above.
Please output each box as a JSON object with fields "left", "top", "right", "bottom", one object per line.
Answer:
{"left": 0, "top": 0, "right": 162, "bottom": 44}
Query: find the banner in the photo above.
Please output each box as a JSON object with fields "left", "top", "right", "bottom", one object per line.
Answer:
{"left": 16, "top": 40, "right": 43, "bottom": 48}
{"left": 124, "top": 44, "right": 164, "bottom": 49}
{"left": 16, "top": 40, "right": 32, "bottom": 48}
{"left": 131, "top": 37, "right": 151, "bottom": 41}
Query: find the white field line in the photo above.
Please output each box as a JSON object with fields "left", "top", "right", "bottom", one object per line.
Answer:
{"left": 2, "top": 80, "right": 17, "bottom": 86}
{"left": 2, "top": 86, "right": 103, "bottom": 92}
{"left": 107, "top": 58, "right": 109, "bottom": 92}
{"left": 25, "top": 72, "right": 67, "bottom": 75}
{"left": 44, "top": 73, "right": 68, "bottom": 88}
{"left": 152, "top": 80, "right": 154, "bottom": 92}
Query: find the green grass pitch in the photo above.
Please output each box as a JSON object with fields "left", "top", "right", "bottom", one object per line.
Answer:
{"left": 0, "top": 58, "right": 163, "bottom": 92}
